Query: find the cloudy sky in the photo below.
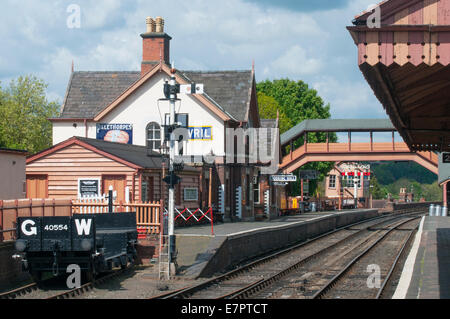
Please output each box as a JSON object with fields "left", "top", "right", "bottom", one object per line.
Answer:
{"left": 0, "top": 0, "right": 388, "bottom": 120}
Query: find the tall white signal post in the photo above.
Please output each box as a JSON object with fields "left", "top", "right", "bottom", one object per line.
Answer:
{"left": 168, "top": 67, "right": 177, "bottom": 276}
{"left": 162, "top": 65, "right": 203, "bottom": 278}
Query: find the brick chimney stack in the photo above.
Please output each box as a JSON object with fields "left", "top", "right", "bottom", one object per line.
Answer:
{"left": 141, "top": 16, "right": 172, "bottom": 76}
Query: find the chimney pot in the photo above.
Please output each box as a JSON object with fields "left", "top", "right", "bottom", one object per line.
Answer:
{"left": 155, "top": 17, "right": 164, "bottom": 33}
{"left": 146, "top": 17, "right": 156, "bottom": 33}
{"left": 141, "top": 16, "right": 171, "bottom": 76}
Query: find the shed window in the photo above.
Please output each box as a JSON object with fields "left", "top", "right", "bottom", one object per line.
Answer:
{"left": 184, "top": 188, "right": 199, "bottom": 201}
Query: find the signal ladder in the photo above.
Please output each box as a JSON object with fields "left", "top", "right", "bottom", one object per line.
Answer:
{"left": 159, "top": 209, "right": 170, "bottom": 280}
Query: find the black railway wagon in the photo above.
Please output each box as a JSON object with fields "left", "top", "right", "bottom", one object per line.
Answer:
{"left": 14, "top": 212, "right": 138, "bottom": 281}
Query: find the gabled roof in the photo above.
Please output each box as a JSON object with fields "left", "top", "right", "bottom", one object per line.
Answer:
{"left": 27, "top": 136, "right": 165, "bottom": 170}
{"left": 56, "top": 63, "right": 255, "bottom": 123}
{"left": 181, "top": 70, "right": 253, "bottom": 122}
{"left": 74, "top": 137, "right": 168, "bottom": 169}
{"left": 27, "top": 136, "right": 200, "bottom": 172}
{"left": 60, "top": 71, "right": 140, "bottom": 119}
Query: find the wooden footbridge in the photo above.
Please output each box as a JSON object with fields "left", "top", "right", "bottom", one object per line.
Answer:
{"left": 279, "top": 119, "right": 438, "bottom": 174}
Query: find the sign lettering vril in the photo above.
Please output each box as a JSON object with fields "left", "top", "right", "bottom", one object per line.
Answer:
{"left": 189, "top": 127, "right": 212, "bottom": 140}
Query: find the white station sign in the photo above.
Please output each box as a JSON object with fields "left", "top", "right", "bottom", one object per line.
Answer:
{"left": 270, "top": 174, "right": 297, "bottom": 183}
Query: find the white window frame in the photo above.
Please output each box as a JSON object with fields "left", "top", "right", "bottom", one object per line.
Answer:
{"left": 146, "top": 122, "right": 161, "bottom": 151}
{"left": 329, "top": 175, "right": 336, "bottom": 189}
{"left": 253, "top": 176, "right": 261, "bottom": 204}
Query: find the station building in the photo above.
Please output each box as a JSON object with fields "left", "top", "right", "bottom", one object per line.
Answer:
{"left": 26, "top": 17, "right": 285, "bottom": 221}
{"left": 324, "top": 162, "right": 372, "bottom": 209}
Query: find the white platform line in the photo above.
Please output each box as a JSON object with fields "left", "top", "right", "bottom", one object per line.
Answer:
{"left": 392, "top": 216, "right": 425, "bottom": 299}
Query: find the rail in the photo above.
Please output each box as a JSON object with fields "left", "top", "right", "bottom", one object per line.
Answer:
{"left": 312, "top": 216, "right": 421, "bottom": 299}
{"left": 153, "top": 210, "right": 425, "bottom": 299}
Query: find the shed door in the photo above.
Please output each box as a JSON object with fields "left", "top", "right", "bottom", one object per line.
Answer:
{"left": 103, "top": 175, "right": 126, "bottom": 202}
{"left": 26, "top": 175, "right": 48, "bottom": 199}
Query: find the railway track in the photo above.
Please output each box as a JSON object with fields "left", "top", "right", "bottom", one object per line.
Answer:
{"left": 0, "top": 282, "right": 38, "bottom": 299}
{"left": 0, "top": 266, "right": 133, "bottom": 300}
{"left": 46, "top": 266, "right": 133, "bottom": 299}
{"left": 312, "top": 217, "right": 420, "bottom": 299}
{"left": 153, "top": 211, "right": 425, "bottom": 300}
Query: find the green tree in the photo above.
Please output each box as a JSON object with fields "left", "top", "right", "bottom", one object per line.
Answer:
{"left": 0, "top": 76, "right": 59, "bottom": 154}
{"left": 422, "top": 182, "right": 443, "bottom": 202}
{"left": 370, "top": 176, "right": 388, "bottom": 200}
{"left": 257, "top": 79, "right": 336, "bottom": 196}
{"left": 257, "top": 79, "right": 332, "bottom": 128}
{"left": 257, "top": 92, "right": 292, "bottom": 134}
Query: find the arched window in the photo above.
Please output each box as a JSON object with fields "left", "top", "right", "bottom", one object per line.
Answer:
{"left": 146, "top": 122, "right": 161, "bottom": 151}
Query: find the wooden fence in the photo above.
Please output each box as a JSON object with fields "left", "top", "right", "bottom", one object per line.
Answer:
{"left": 0, "top": 199, "right": 72, "bottom": 242}
{"left": 72, "top": 198, "right": 162, "bottom": 235}
{"left": 0, "top": 198, "right": 163, "bottom": 243}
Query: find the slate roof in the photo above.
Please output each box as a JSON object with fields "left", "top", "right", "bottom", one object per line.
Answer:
{"left": 59, "top": 69, "right": 254, "bottom": 122}
{"left": 76, "top": 137, "right": 166, "bottom": 169}
{"left": 61, "top": 72, "right": 141, "bottom": 119}
{"left": 180, "top": 70, "right": 253, "bottom": 121}
{"left": 66, "top": 137, "right": 196, "bottom": 172}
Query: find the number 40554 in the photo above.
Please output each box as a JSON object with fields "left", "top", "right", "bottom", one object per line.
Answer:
{"left": 44, "top": 224, "right": 68, "bottom": 231}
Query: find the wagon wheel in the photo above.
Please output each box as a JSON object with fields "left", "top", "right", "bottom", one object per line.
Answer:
{"left": 83, "top": 262, "right": 96, "bottom": 284}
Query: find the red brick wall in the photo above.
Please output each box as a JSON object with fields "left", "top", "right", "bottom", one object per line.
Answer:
{"left": 136, "top": 235, "right": 160, "bottom": 265}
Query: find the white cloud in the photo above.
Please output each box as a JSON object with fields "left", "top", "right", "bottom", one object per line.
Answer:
{"left": 0, "top": 0, "right": 390, "bottom": 120}
{"left": 81, "top": 0, "right": 122, "bottom": 29}
{"left": 312, "top": 75, "right": 386, "bottom": 119}
{"left": 264, "top": 45, "right": 323, "bottom": 78}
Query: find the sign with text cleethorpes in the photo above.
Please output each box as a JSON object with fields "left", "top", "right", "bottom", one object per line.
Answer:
{"left": 96, "top": 124, "right": 133, "bottom": 144}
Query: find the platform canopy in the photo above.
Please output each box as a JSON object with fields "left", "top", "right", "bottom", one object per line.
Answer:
{"left": 347, "top": 0, "right": 450, "bottom": 152}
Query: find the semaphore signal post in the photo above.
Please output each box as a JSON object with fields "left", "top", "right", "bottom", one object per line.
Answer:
{"left": 160, "top": 64, "right": 203, "bottom": 278}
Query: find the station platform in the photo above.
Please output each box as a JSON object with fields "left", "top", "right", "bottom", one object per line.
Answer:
{"left": 394, "top": 217, "right": 450, "bottom": 299}
{"left": 174, "top": 209, "right": 379, "bottom": 278}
